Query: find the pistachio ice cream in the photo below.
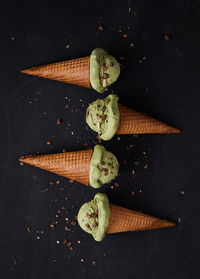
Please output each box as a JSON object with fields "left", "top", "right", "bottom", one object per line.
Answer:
{"left": 89, "top": 145, "right": 119, "bottom": 188}
{"left": 86, "top": 94, "right": 120, "bottom": 141}
{"left": 78, "top": 193, "right": 110, "bottom": 241}
{"left": 89, "top": 48, "right": 120, "bottom": 93}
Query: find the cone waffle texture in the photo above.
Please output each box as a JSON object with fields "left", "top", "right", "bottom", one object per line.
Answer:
{"left": 21, "top": 56, "right": 91, "bottom": 88}
{"left": 106, "top": 204, "right": 175, "bottom": 234}
{"left": 19, "top": 149, "right": 93, "bottom": 186}
{"left": 117, "top": 104, "right": 180, "bottom": 134}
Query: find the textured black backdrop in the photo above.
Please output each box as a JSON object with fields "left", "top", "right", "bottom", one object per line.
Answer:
{"left": 0, "top": 0, "right": 200, "bottom": 278}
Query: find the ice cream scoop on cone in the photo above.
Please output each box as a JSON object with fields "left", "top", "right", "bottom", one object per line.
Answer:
{"left": 86, "top": 94, "right": 180, "bottom": 141}
{"left": 19, "top": 145, "right": 119, "bottom": 188}
{"left": 21, "top": 48, "right": 120, "bottom": 93}
{"left": 78, "top": 193, "right": 175, "bottom": 241}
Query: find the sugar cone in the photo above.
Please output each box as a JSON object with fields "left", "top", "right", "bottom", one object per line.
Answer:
{"left": 19, "top": 149, "right": 93, "bottom": 185}
{"left": 106, "top": 204, "right": 175, "bottom": 234}
{"left": 117, "top": 104, "right": 180, "bottom": 134}
{"left": 21, "top": 56, "right": 91, "bottom": 88}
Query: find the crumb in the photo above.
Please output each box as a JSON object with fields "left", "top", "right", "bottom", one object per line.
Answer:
{"left": 180, "top": 190, "right": 185, "bottom": 195}
{"left": 56, "top": 241, "right": 60, "bottom": 244}
{"left": 123, "top": 34, "right": 128, "bottom": 38}
{"left": 77, "top": 240, "right": 81, "bottom": 244}
{"left": 69, "top": 179, "right": 74, "bottom": 183}
{"left": 132, "top": 170, "right": 135, "bottom": 175}
{"left": 20, "top": 161, "right": 24, "bottom": 166}
{"left": 96, "top": 32, "right": 99, "bottom": 36}
{"left": 65, "top": 104, "right": 70, "bottom": 109}
{"left": 120, "top": 56, "right": 125, "bottom": 60}
{"left": 67, "top": 122, "right": 71, "bottom": 127}
{"left": 56, "top": 180, "right": 60, "bottom": 184}
{"left": 71, "top": 221, "right": 76, "bottom": 226}
{"left": 134, "top": 161, "right": 139, "bottom": 166}
{"left": 144, "top": 163, "right": 148, "bottom": 169}
{"left": 138, "top": 60, "right": 143, "bottom": 64}
{"left": 129, "top": 144, "right": 134, "bottom": 148}
{"left": 81, "top": 259, "right": 84, "bottom": 262}
{"left": 43, "top": 112, "right": 48, "bottom": 115}
{"left": 122, "top": 160, "right": 127, "bottom": 165}
{"left": 81, "top": 104, "right": 85, "bottom": 108}
{"left": 99, "top": 25, "right": 104, "bottom": 31}
{"left": 133, "top": 134, "right": 139, "bottom": 138}
{"left": 142, "top": 56, "right": 147, "bottom": 60}
{"left": 67, "top": 242, "right": 72, "bottom": 247}
{"left": 10, "top": 36, "right": 15, "bottom": 40}
{"left": 60, "top": 187, "right": 64, "bottom": 191}
{"left": 50, "top": 224, "right": 55, "bottom": 229}
{"left": 83, "top": 142, "right": 88, "bottom": 147}
{"left": 114, "top": 182, "right": 119, "bottom": 187}
{"left": 61, "top": 206, "right": 65, "bottom": 210}
{"left": 92, "top": 261, "right": 96, "bottom": 266}
{"left": 46, "top": 141, "right": 51, "bottom": 146}
{"left": 49, "top": 181, "right": 54, "bottom": 185}
{"left": 110, "top": 186, "right": 114, "bottom": 189}
{"left": 85, "top": 125, "right": 89, "bottom": 131}
{"left": 143, "top": 151, "right": 147, "bottom": 155}
{"left": 57, "top": 118, "right": 62, "bottom": 125}
{"left": 133, "top": 10, "right": 138, "bottom": 16}
{"left": 164, "top": 34, "right": 171, "bottom": 40}
{"left": 80, "top": 99, "right": 83, "bottom": 102}
{"left": 69, "top": 247, "right": 73, "bottom": 251}
{"left": 117, "top": 137, "right": 120, "bottom": 140}
{"left": 58, "top": 210, "right": 61, "bottom": 214}
{"left": 65, "top": 226, "right": 70, "bottom": 231}
{"left": 62, "top": 149, "right": 66, "bottom": 153}
{"left": 66, "top": 44, "right": 71, "bottom": 48}
{"left": 27, "top": 227, "right": 31, "bottom": 233}
{"left": 178, "top": 217, "right": 182, "bottom": 223}
{"left": 127, "top": 25, "right": 131, "bottom": 30}
{"left": 118, "top": 27, "right": 122, "bottom": 32}
{"left": 65, "top": 217, "right": 69, "bottom": 222}
{"left": 63, "top": 240, "right": 67, "bottom": 245}
{"left": 131, "top": 191, "right": 135, "bottom": 196}
{"left": 130, "top": 43, "right": 135, "bottom": 48}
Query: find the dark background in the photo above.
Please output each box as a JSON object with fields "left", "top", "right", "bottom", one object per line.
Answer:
{"left": 0, "top": 0, "right": 200, "bottom": 278}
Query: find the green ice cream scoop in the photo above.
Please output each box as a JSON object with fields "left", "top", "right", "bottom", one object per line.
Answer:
{"left": 77, "top": 193, "right": 110, "bottom": 241}
{"left": 89, "top": 145, "right": 119, "bottom": 188}
{"left": 86, "top": 94, "right": 120, "bottom": 141}
{"left": 90, "top": 48, "right": 120, "bottom": 93}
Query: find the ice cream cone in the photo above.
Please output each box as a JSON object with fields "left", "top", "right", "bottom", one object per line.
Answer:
{"left": 117, "top": 104, "right": 180, "bottom": 134}
{"left": 21, "top": 56, "right": 91, "bottom": 88}
{"left": 19, "top": 149, "right": 93, "bottom": 185}
{"left": 106, "top": 204, "right": 175, "bottom": 234}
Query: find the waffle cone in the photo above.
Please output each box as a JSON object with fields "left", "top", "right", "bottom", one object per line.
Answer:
{"left": 106, "top": 204, "right": 175, "bottom": 234}
{"left": 19, "top": 149, "right": 93, "bottom": 185}
{"left": 21, "top": 56, "right": 91, "bottom": 88}
{"left": 117, "top": 104, "right": 180, "bottom": 134}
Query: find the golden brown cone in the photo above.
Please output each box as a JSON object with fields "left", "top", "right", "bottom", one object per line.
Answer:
{"left": 117, "top": 104, "right": 180, "bottom": 134}
{"left": 21, "top": 56, "right": 91, "bottom": 88}
{"left": 19, "top": 149, "right": 93, "bottom": 186}
{"left": 106, "top": 204, "right": 175, "bottom": 234}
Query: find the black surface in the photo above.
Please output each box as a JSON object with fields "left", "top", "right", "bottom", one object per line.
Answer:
{"left": 1, "top": 0, "right": 200, "bottom": 278}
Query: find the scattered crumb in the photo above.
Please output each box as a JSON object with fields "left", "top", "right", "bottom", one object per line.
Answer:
{"left": 49, "top": 181, "right": 54, "bottom": 185}
{"left": 127, "top": 25, "right": 131, "bottom": 30}
{"left": 56, "top": 241, "right": 60, "bottom": 244}
{"left": 98, "top": 25, "right": 104, "bottom": 31}
{"left": 164, "top": 34, "right": 171, "bottom": 40}
{"left": 46, "top": 141, "right": 51, "bottom": 146}
{"left": 118, "top": 27, "right": 122, "bottom": 33}
{"left": 110, "top": 186, "right": 114, "bottom": 189}
{"left": 77, "top": 240, "right": 81, "bottom": 244}
{"left": 134, "top": 161, "right": 139, "bottom": 166}
{"left": 60, "top": 187, "right": 64, "bottom": 191}
{"left": 66, "top": 44, "right": 71, "bottom": 49}
{"left": 143, "top": 151, "right": 147, "bottom": 155}
{"left": 63, "top": 240, "right": 67, "bottom": 245}
{"left": 178, "top": 217, "right": 182, "bottom": 223}
{"left": 61, "top": 206, "right": 65, "bottom": 210}
{"left": 114, "top": 182, "right": 119, "bottom": 187}
{"left": 56, "top": 180, "right": 60, "bottom": 185}
{"left": 80, "top": 99, "right": 83, "bottom": 102}
{"left": 65, "top": 226, "right": 70, "bottom": 231}
{"left": 123, "top": 33, "right": 128, "bottom": 38}
{"left": 10, "top": 36, "right": 15, "bottom": 41}
{"left": 85, "top": 125, "right": 89, "bottom": 131}
{"left": 65, "top": 104, "right": 70, "bottom": 109}
{"left": 65, "top": 217, "right": 69, "bottom": 222}
{"left": 57, "top": 118, "right": 62, "bottom": 125}
{"left": 67, "top": 242, "right": 72, "bottom": 247}
{"left": 130, "top": 43, "right": 135, "bottom": 48}
{"left": 132, "top": 170, "right": 135, "bottom": 175}
{"left": 71, "top": 221, "right": 76, "bottom": 226}
{"left": 69, "top": 179, "right": 74, "bottom": 183}
{"left": 67, "top": 122, "right": 71, "bottom": 127}
{"left": 144, "top": 163, "right": 148, "bottom": 169}
{"left": 122, "top": 160, "right": 127, "bottom": 165}
{"left": 133, "top": 134, "right": 139, "bottom": 138}
{"left": 50, "top": 224, "right": 55, "bottom": 229}
{"left": 69, "top": 247, "right": 73, "bottom": 251}
{"left": 131, "top": 191, "right": 135, "bottom": 196}
{"left": 133, "top": 10, "right": 138, "bottom": 16}
{"left": 81, "top": 259, "right": 84, "bottom": 262}
{"left": 180, "top": 190, "right": 185, "bottom": 195}
{"left": 117, "top": 137, "right": 120, "bottom": 140}
{"left": 129, "top": 144, "right": 134, "bottom": 148}
{"left": 83, "top": 142, "right": 88, "bottom": 147}
{"left": 92, "top": 261, "right": 96, "bottom": 266}
{"left": 120, "top": 56, "right": 125, "bottom": 60}
{"left": 62, "top": 149, "right": 66, "bottom": 153}
{"left": 20, "top": 161, "right": 24, "bottom": 166}
{"left": 43, "top": 112, "right": 48, "bottom": 115}
{"left": 27, "top": 227, "right": 31, "bottom": 233}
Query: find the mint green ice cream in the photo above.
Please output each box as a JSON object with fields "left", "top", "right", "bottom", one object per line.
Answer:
{"left": 90, "top": 48, "right": 120, "bottom": 93}
{"left": 86, "top": 94, "right": 120, "bottom": 141}
{"left": 89, "top": 145, "right": 119, "bottom": 188}
{"left": 77, "top": 193, "right": 110, "bottom": 241}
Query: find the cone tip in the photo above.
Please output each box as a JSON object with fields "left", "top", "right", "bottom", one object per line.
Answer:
{"left": 20, "top": 68, "right": 32, "bottom": 75}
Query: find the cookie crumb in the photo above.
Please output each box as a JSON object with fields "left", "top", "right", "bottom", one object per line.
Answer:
{"left": 10, "top": 36, "right": 15, "bottom": 40}
{"left": 56, "top": 180, "right": 60, "bottom": 185}
{"left": 178, "top": 217, "right": 182, "bottom": 223}
{"left": 131, "top": 191, "right": 135, "bottom": 196}
{"left": 180, "top": 190, "right": 185, "bottom": 195}
{"left": 66, "top": 44, "right": 71, "bottom": 49}
{"left": 65, "top": 104, "right": 70, "bottom": 109}
{"left": 46, "top": 141, "right": 51, "bottom": 146}
{"left": 92, "top": 261, "right": 96, "bottom": 266}
{"left": 99, "top": 25, "right": 104, "bottom": 31}
{"left": 69, "top": 179, "right": 74, "bottom": 183}
{"left": 57, "top": 118, "right": 62, "bottom": 125}
{"left": 123, "top": 33, "right": 128, "bottom": 38}
{"left": 132, "top": 170, "right": 135, "bottom": 175}
{"left": 130, "top": 43, "right": 135, "bottom": 48}
{"left": 114, "top": 182, "right": 119, "bottom": 187}
{"left": 71, "top": 221, "right": 76, "bottom": 226}
{"left": 133, "top": 10, "right": 138, "bottom": 16}
{"left": 20, "top": 161, "right": 24, "bottom": 166}
{"left": 50, "top": 224, "right": 55, "bottom": 229}
{"left": 27, "top": 227, "right": 31, "bottom": 233}
{"left": 164, "top": 34, "right": 171, "bottom": 40}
